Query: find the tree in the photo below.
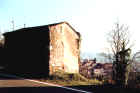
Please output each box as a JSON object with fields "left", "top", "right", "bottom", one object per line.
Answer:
{"left": 107, "top": 22, "right": 132, "bottom": 85}
{"left": 128, "top": 51, "right": 140, "bottom": 86}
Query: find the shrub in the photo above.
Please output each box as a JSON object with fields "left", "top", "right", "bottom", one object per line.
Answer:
{"left": 43, "top": 70, "right": 102, "bottom": 86}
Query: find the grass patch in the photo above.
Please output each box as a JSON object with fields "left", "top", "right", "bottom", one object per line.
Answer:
{"left": 40, "top": 70, "right": 102, "bottom": 86}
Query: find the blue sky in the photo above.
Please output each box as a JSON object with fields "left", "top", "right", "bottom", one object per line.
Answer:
{"left": 1, "top": 0, "right": 140, "bottom": 55}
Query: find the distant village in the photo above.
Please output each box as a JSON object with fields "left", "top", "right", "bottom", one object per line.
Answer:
{"left": 79, "top": 58, "right": 112, "bottom": 79}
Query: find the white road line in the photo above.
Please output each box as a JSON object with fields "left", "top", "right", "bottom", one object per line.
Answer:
{"left": 0, "top": 73, "right": 92, "bottom": 93}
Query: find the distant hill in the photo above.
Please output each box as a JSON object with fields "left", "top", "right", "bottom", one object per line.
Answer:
{"left": 80, "top": 52, "right": 96, "bottom": 59}
{"left": 80, "top": 52, "right": 111, "bottom": 63}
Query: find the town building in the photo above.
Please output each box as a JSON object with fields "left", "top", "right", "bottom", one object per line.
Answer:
{"left": 80, "top": 59, "right": 113, "bottom": 79}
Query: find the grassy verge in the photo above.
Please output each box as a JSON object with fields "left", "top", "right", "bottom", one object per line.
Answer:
{"left": 40, "top": 70, "right": 102, "bottom": 86}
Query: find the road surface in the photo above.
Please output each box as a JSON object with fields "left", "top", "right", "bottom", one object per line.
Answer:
{"left": 0, "top": 73, "right": 92, "bottom": 93}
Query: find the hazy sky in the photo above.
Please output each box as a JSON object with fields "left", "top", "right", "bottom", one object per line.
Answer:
{"left": 0, "top": 0, "right": 140, "bottom": 54}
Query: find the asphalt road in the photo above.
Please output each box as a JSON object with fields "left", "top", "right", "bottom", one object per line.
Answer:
{"left": 1, "top": 74, "right": 140, "bottom": 93}
{"left": 0, "top": 74, "right": 92, "bottom": 93}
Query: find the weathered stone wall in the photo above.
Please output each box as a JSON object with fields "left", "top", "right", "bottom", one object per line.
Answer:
{"left": 49, "top": 24, "right": 64, "bottom": 74}
{"left": 2, "top": 27, "right": 50, "bottom": 78}
{"left": 49, "top": 22, "right": 80, "bottom": 74}
{"left": 62, "top": 23, "right": 80, "bottom": 73}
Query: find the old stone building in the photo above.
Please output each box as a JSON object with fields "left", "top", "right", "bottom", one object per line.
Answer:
{"left": 49, "top": 22, "right": 80, "bottom": 74}
{"left": 0, "top": 22, "right": 80, "bottom": 77}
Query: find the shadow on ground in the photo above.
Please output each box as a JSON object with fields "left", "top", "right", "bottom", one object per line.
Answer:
{"left": 0, "top": 86, "right": 80, "bottom": 93}
{"left": 69, "top": 85, "right": 140, "bottom": 93}
{"left": 0, "top": 85, "right": 140, "bottom": 93}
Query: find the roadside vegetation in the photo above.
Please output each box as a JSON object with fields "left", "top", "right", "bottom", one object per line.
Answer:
{"left": 40, "top": 70, "right": 103, "bottom": 86}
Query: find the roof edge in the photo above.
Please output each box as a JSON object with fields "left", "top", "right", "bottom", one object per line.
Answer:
{"left": 3, "top": 21, "right": 81, "bottom": 38}
{"left": 60, "top": 22, "right": 81, "bottom": 38}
